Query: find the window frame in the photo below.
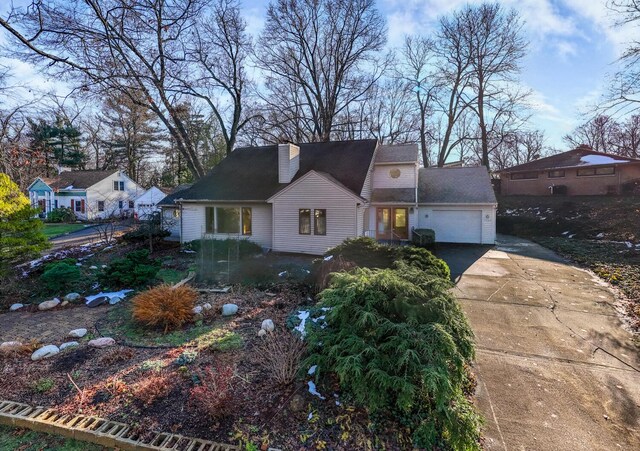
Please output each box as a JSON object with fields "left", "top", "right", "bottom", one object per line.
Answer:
{"left": 98, "top": 201, "right": 105, "bottom": 212}
{"left": 510, "top": 171, "right": 539, "bottom": 180}
{"left": 548, "top": 170, "right": 565, "bottom": 178}
{"left": 128, "top": 200, "right": 134, "bottom": 209}
{"left": 242, "top": 207, "right": 252, "bottom": 236}
{"left": 75, "top": 200, "right": 82, "bottom": 213}
{"left": 299, "top": 209, "right": 311, "bottom": 235}
{"left": 314, "top": 209, "right": 327, "bottom": 236}
{"left": 113, "top": 181, "right": 119, "bottom": 191}
{"left": 577, "top": 166, "right": 615, "bottom": 177}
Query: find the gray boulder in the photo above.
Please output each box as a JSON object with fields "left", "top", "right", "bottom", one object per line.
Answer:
{"left": 38, "top": 298, "right": 61, "bottom": 311}
{"left": 9, "top": 303, "right": 23, "bottom": 311}
{"left": 221, "top": 303, "right": 238, "bottom": 316}
{"left": 192, "top": 306, "right": 203, "bottom": 315}
{"left": 0, "top": 341, "right": 23, "bottom": 350}
{"left": 88, "top": 337, "right": 116, "bottom": 348}
{"left": 60, "top": 341, "right": 79, "bottom": 351}
{"left": 64, "top": 292, "right": 81, "bottom": 302}
{"left": 31, "top": 345, "right": 60, "bottom": 361}
{"left": 86, "top": 296, "right": 108, "bottom": 308}
{"left": 68, "top": 328, "right": 87, "bottom": 338}
{"left": 261, "top": 319, "right": 275, "bottom": 332}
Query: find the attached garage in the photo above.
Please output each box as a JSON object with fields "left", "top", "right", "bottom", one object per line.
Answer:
{"left": 418, "top": 167, "right": 497, "bottom": 245}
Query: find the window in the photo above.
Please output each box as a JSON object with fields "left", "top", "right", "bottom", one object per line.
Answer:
{"left": 217, "top": 207, "right": 240, "bottom": 234}
{"left": 577, "top": 166, "right": 615, "bottom": 176}
{"left": 54, "top": 200, "right": 58, "bottom": 208}
{"left": 299, "top": 209, "right": 311, "bottom": 234}
{"left": 129, "top": 200, "right": 134, "bottom": 209}
{"left": 548, "top": 170, "right": 565, "bottom": 178}
{"left": 242, "top": 207, "right": 252, "bottom": 235}
{"left": 173, "top": 209, "right": 180, "bottom": 218}
{"left": 205, "top": 207, "right": 214, "bottom": 233}
{"left": 314, "top": 209, "right": 326, "bottom": 235}
{"left": 75, "top": 200, "right": 82, "bottom": 212}
{"left": 113, "top": 181, "right": 125, "bottom": 191}
{"left": 511, "top": 171, "right": 538, "bottom": 180}
{"left": 118, "top": 200, "right": 124, "bottom": 209}
{"left": 98, "top": 201, "right": 105, "bottom": 212}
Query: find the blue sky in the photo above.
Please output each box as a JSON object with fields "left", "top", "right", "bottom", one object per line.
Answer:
{"left": 1, "top": 0, "right": 636, "bottom": 149}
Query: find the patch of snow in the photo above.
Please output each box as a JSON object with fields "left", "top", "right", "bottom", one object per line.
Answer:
{"left": 579, "top": 155, "right": 629, "bottom": 165}
{"left": 278, "top": 271, "right": 288, "bottom": 277}
{"left": 625, "top": 241, "right": 633, "bottom": 248}
{"left": 308, "top": 365, "right": 317, "bottom": 375}
{"left": 182, "top": 249, "right": 196, "bottom": 254}
{"left": 64, "top": 185, "right": 74, "bottom": 189}
{"left": 568, "top": 234, "right": 576, "bottom": 239}
{"left": 562, "top": 231, "right": 570, "bottom": 236}
{"left": 596, "top": 233, "right": 604, "bottom": 239}
{"left": 323, "top": 255, "right": 333, "bottom": 261}
{"left": 307, "top": 381, "right": 325, "bottom": 400}
{"left": 85, "top": 289, "right": 132, "bottom": 304}
{"left": 308, "top": 412, "right": 313, "bottom": 421}
{"left": 295, "top": 310, "right": 310, "bottom": 337}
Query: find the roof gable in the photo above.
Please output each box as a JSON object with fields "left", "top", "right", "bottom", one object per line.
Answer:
{"left": 267, "top": 170, "right": 366, "bottom": 203}
{"left": 178, "top": 139, "right": 378, "bottom": 202}
{"left": 501, "top": 147, "right": 640, "bottom": 173}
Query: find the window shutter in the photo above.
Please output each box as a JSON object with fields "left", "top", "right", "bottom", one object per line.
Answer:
{"left": 81, "top": 199, "right": 85, "bottom": 214}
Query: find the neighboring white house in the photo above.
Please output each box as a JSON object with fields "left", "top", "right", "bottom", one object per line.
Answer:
{"left": 167, "top": 140, "right": 497, "bottom": 254}
{"left": 134, "top": 186, "right": 168, "bottom": 220}
{"left": 27, "top": 170, "right": 143, "bottom": 221}
{"left": 157, "top": 184, "right": 193, "bottom": 239}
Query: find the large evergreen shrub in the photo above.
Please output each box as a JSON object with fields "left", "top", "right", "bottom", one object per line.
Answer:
{"left": 40, "top": 259, "right": 82, "bottom": 293}
{"left": 306, "top": 267, "right": 481, "bottom": 449}
{"left": 99, "top": 249, "right": 161, "bottom": 288}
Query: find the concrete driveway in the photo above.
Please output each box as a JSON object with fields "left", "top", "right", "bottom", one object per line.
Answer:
{"left": 437, "top": 235, "right": 640, "bottom": 450}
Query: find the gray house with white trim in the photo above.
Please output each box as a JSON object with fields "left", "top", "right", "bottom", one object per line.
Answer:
{"left": 164, "top": 140, "right": 496, "bottom": 254}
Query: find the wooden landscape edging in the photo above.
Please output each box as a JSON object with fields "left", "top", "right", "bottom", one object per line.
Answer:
{"left": 0, "top": 399, "right": 238, "bottom": 451}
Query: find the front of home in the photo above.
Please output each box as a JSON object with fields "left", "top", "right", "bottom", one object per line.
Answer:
{"left": 28, "top": 170, "right": 142, "bottom": 220}
{"left": 499, "top": 145, "right": 640, "bottom": 196}
{"left": 165, "top": 140, "right": 497, "bottom": 254}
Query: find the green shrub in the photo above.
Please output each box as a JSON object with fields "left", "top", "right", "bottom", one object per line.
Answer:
{"left": 40, "top": 260, "right": 82, "bottom": 293}
{"left": 99, "top": 249, "right": 161, "bottom": 289}
{"left": 397, "top": 246, "right": 450, "bottom": 280}
{"left": 46, "top": 207, "right": 75, "bottom": 223}
{"left": 306, "top": 268, "right": 480, "bottom": 449}
{"left": 123, "top": 225, "right": 170, "bottom": 242}
{"left": 411, "top": 228, "right": 435, "bottom": 247}
{"left": 324, "top": 237, "right": 395, "bottom": 268}
{"left": 186, "top": 238, "right": 262, "bottom": 259}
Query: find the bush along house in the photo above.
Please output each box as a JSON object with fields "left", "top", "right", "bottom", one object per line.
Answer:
{"left": 164, "top": 140, "right": 497, "bottom": 254}
{"left": 27, "top": 169, "right": 143, "bottom": 220}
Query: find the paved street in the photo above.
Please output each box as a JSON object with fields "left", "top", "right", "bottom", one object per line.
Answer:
{"left": 49, "top": 223, "right": 131, "bottom": 250}
{"left": 438, "top": 235, "right": 640, "bottom": 450}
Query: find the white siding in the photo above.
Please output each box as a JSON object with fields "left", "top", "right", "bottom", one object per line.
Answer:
{"left": 270, "top": 172, "right": 360, "bottom": 254}
{"left": 134, "top": 187, "right": 166, "bottom": 219}
{"left": 180, "top": 203, "right": 272, "bottom": 249}
{"left": 162, "top": 207, "right": 181, "bottom": 239}
{"left": 85, "top": 171, "right": 143, "bottom": 220}
{"left": 373, "top": 163, "right": 417, "bottom": 189}
{"left": 417, "top": 205, "right": 496, "bottom": 244}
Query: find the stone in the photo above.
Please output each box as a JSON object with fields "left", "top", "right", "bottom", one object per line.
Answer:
{"left": 86, "top": 296, "right": 108, "bottom": 308}
{"left": 193, "top": 306, "right": 203, "bottom": 315}
{"left": 261, "top": 319, "right": 275, "bottom": 332}
{"left": 88, "top": 337, "right": 116, "bottom": 348}
{"left": 9, "top": 303, "right": 23, "bottom": 311}
{"left": 108, "top": 296, "right": 123, "bottom": 305}
{"left": 68, "top": 328, "right": 87, "bottom": 338}
{"left": 0, "top": 341, "right": 23, "bottom": 350}
{"left": 257, "top": 329, "right": 267, "bottom": 337}
{"left": 89, "top": 265, "right": 98, "bottom": 270}
{"left": 61, "top": 301, "right": 69, "bottom": 307}
{"left": 221, "top": 303, "right": 238, "bottom": 316}
{"left": 31, "top": 345, "right": 60, "bottom": 360}
{"left": 203, "top": 303, "right": 212, "bottom": 310}
{"left": 38, "top": 298, "right": 61, "bottom": 311}
{"left": 64, "top": 292, "right": 81, "bottom": 302}
{"left": 60, "top": 341, "right": 79, "bottom": 351}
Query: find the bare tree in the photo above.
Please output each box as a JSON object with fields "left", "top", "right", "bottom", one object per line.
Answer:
{"left": 617, "top": 115, "right": 640, "bottom": 157}
{"left": 256, "top": 0, "right": 388, "bottom": 142}
{"left": 490, "top": 130, "right": 547, "bottom": 170}
{"left": 563, "top": 115, "right": 621, "bottom": 153}
{"left": 0, "top": 0, "right": 251, "bottom": 179}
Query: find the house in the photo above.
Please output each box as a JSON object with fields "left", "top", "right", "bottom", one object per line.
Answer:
{"left": 134, "top": 186, "right": 168, "bottom": 220}
{"left": 28, "top": 170, "right": 143, "bottom": 220}
{"left": 165, "top": 140, "right": 496, "bottom": 254}
{"left": 157, "top": 184, "right": 193, "bottom": 239}
{"left": 498, "top": 145, "right": 640, "bottom": 196}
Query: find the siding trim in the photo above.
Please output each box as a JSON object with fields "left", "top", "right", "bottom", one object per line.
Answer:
{"left": 267, "top": 170, "right": 366, "bottom": 203}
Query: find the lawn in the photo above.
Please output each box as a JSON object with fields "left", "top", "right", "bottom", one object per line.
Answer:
{"left": 0, "top": 425, "right": 107, "bottom": 450}
{"left": 42, "top": 223, "right": 87, "bottom": 239}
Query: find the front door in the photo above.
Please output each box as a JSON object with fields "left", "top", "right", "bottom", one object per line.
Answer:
{"left": 376, "top": 207, "right": 408, "bottom": 240}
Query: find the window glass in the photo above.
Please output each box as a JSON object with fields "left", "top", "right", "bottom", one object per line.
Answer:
{"left": 98, "top": 201, "right": 105, "bottom": 212}
{"left": 299, "top": 209, "right": 311, "bottom": 234}
{"left": 119, "top": 181, "right": 125, "bottom": 191}
{"left": 217, "top": 207, "right": 240, "bottom": 234}
{"left": 242, "top": 208, "right": 252, "bottom": 235}
{"left": 511, "top": 171, "right": 538, "bottom": 180}
{"left": 75, "top": 200, "right": 82, "bottom": 212}
{"left": 118, "top": 200, "right": 123, "bottom": 209}
{"left": 314, "top": 209, "right": 326, "bottom": 235}
{"left": 596, "top": 166, "right": 615, "bottom": 175}
{"left": 129, "top": 200, "right": 134, "bottom": 208}
{"left": 205, "top": 207, "right": 214, "bottom": 233}
{"left": 113, "top": 181, "right": 119, "bottom": 190}
{"left": 548, "top": 170, "right": 565, "bottom": 178}
{"left": 173, "top": 209, "right": 180, "bottom": 218}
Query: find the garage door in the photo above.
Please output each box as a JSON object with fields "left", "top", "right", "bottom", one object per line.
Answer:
{"left": 431, "top": 210, "right": 482, "bottom": 243}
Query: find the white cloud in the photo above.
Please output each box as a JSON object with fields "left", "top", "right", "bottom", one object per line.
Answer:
{"left": 554, "top": 39, "right": 578, "bottom": 59}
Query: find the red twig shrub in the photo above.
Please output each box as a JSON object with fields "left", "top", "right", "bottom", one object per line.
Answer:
{"left": 189, "top": 365, "right": 235, "bottom": 421}
{"left": 131, "top": 372, "right": 174, "bottom": 407}
{"left": 132, "top": 284, "right": 197, "bottom": 333}
{"left": 255, "top": 330, "right": 306, "bottom": 386}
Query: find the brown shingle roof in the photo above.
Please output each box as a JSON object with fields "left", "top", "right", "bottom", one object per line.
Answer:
{"left": 500, "top": 146, "right": 640, "bottom": 173}
{"left": 42, "top": 170, "right": 117, "bottom": 190}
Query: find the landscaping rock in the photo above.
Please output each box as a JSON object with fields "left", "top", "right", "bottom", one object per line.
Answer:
{"left": 89, "top": 265, "right": 98, "bottom": 270}
{"left": 193, "top": 306, "right": 203, "bottom": 315}
{"left": 9, "top": 303, "right": 23, "bottom": 311}
{"left": 261, "top": 319, "right": 275, "bottom": 332}
{"left": 109, "top": 296, "right": 123, "bottom": 305}
{"left": 38, "top": 298, "right": 61, "bottom": 311}
{"left": 61, "top": 301, "right": 69, "bottom": 307}
{"left": 31, "top": 345, "right": 60, "bottom": 360}
{"left": 69, "top": 328, "right": 87, "bottom": 338}
{"left": 203, "top": 303, "right": 212, "bottom": 310}
{"left": 64, "top": 292, "right": 81, "bottom": 302}
{"left": 221, "top": 303, "right": 238, "bottom": 316}
{"left": 257, "top": 329, "right": 267, "bottom": 337}
{"left": 0, "top": 341, "right": 23, "bottom": 350}
{"left": 86, "top": 296, "right": 108, "bottom": 308}
{"left": 60, "top": 341, "right": 79, "bottom": 351}
{"left": 88, "top": 337, "right": 116, "bottom": 348}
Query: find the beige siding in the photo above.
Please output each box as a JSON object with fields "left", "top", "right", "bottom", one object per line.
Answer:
{"left": 180, "top": 203, "right": 272, "bottom": 249}
{"left": 271, "top": 172, "right": 360, "bottom": 254}
{"left": 359, "top": 152, "right": 375, "bottom": 200}
{"left": 373, "top": 163, "right": 417, "bottom": 189}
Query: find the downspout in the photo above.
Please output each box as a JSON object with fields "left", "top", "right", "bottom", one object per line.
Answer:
{"left": 179, "top": 202, "right": 184, "bottom": 246}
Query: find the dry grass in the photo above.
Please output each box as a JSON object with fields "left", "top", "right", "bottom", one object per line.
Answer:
{"left": 132, "top": 284, "right": 198, "bottom": 333}
{"left": 255, "top": 330, "right": 306, "bottom": 386}
{"left": 131, "top": 372, "right": 174, "bottom": 407}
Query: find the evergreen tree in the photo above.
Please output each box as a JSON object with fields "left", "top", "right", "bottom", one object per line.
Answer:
{"left": 27, "top": 117, "right": 85, "bottom": 175}
{"left": 0, "top": 173, "right": 49, "bottom": 274}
